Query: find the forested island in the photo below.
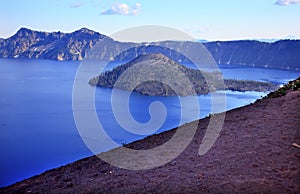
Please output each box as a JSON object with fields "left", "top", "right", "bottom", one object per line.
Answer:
{"left": 89, "top": 53, "right": 278, "bottom": 96}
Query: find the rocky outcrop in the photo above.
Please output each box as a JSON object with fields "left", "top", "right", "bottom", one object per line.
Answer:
{"left": 263, "top": 77, "right": 300, "bottom": 98}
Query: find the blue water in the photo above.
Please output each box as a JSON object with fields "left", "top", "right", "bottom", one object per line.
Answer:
{"left": 0, "top": 59, "right": 299, "bottom": 187}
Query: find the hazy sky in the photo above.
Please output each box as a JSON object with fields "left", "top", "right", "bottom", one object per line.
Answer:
{"left": 0, "top": 0, "right": 300, "bottom": 41}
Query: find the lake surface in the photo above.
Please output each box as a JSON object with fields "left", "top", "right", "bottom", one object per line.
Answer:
{"left": 0, "top": 59, "right": 299, "bottom": 187}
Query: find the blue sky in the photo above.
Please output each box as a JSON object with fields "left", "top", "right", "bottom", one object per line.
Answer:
{"left": 0, "top": 0, "right": 299, "bottom": 41}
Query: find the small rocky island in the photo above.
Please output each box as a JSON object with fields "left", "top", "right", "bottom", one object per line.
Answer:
{"left": 89, "top": 53, "right": 277, "bottom": 96}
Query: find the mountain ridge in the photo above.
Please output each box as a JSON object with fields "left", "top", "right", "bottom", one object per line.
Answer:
{"left": 0, "top": 28, "right": 299, "bottom": 70}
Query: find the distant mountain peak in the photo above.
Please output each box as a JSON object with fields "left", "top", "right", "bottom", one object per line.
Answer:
{"left": 15, "top": 27, "right": 34, "bottom": 35}
{"left": 75, "top": 27, "right": 97, "bottom": 35}
{"left": 18, "top": 27, "right": 33, "bottom": 32}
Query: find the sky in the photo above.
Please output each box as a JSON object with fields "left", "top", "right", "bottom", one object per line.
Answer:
{"left": 0, "top": 0, "right": 300, "bottom": 41}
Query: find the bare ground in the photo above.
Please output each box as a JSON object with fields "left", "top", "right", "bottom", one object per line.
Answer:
{"left": 1, "top": 90, "right": 300, "bottom": 194}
